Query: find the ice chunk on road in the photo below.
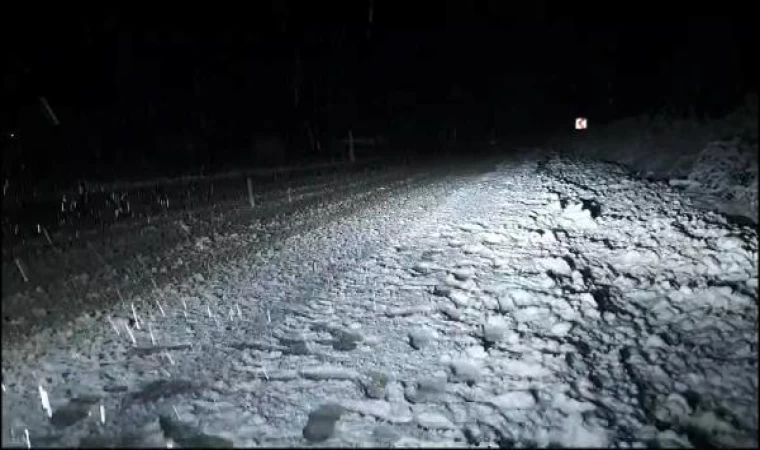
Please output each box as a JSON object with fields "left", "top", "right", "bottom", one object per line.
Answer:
{"left": 551, "top": 414, "right": 608, "bottom": 447}
{"left": 713, "top": 236, "right": 745, "bottom": 251}
{"left": 559, "top": 202, "right": 598, "bottom": 228}
{"left": 513, "top": 306, "right": 552, "bottom": 323}
{"left": 414, "top": 411, "right": 457, "bottom": 430}
{"left": 448, "top": 289, "right": 471, "bottom": 307}
{"left": 535, "top": 257, "right": 573, "bottom": 277}
{"left": 549, "top": 321, "right": 573, "bottom": 337}
{"left": 480, "top": 232, "right": 507, "bottom": 245}
{"left": 498, "top": 358, "right": 552, "bottom": 378}
{"left": 482, "top": 316, "right": 509, "bottom": 344}
{"left": 489, "top": 391, "right": 536, "bottom": 410}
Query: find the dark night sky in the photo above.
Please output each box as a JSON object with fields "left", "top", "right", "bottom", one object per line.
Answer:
{"left": 5, "top": 5, "right": 756, "bottom": 124}
{"left": 1, "top": 2, "right": 757, "bottom": 179}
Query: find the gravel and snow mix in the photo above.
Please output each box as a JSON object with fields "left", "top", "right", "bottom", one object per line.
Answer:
{"left": 2, "top": 153, "right": 757, "bottom": 448}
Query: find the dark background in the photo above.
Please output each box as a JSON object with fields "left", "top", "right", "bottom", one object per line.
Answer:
{"left": 2, "top": 2, "right": 757, "bottom": 187}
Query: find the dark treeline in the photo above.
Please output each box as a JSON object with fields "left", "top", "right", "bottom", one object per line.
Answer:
{"left": 2, "top": 4, "right": 755, "bottom": 187}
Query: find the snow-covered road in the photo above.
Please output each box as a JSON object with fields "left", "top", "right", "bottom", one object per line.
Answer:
{"left": 2, "top": 153, "right": 757, "bottom": 448}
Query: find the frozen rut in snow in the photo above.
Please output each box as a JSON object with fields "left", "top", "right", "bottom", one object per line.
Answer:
{"left": 2, "top": 153, "right": 757, "bottom": 448}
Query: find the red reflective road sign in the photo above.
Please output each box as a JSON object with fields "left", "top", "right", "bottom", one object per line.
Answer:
{"left": 575, "top": 117, "right": 588, "bottom": 130}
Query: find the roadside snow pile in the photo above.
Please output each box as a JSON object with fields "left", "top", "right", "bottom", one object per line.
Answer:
{"left": 558, "top": 94, "right": 759, "bottom": 222}
{"left": 682, "top": 137, "right": 758, "bottom": 213}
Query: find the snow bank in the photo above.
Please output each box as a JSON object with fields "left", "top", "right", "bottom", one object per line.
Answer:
{"left": 553, "top": 94, "right": 758, "bottom": 222}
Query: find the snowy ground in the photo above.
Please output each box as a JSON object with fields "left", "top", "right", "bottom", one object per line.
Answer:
{"left": 2, "top": 152, "right": 757, "bottom": 448}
